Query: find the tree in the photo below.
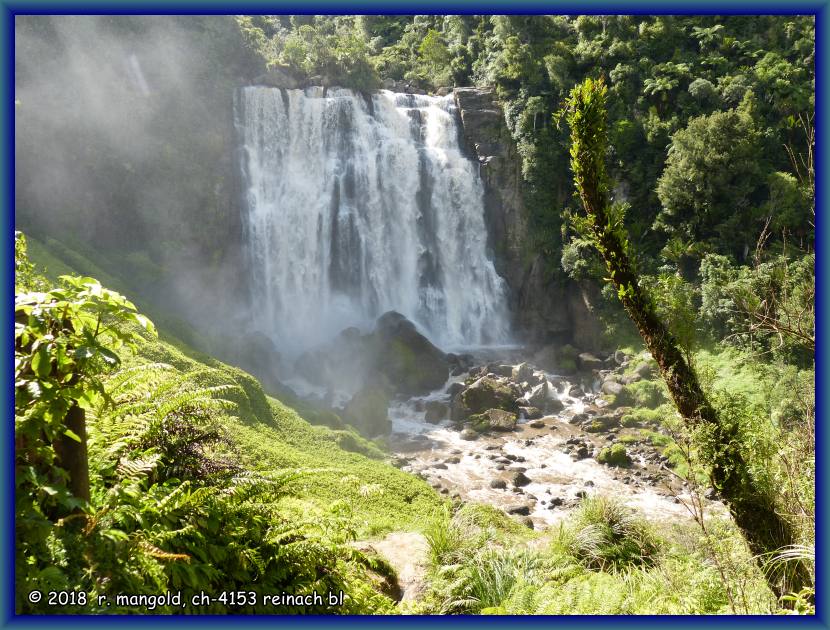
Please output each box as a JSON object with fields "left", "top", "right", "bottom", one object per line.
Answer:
{"left": 559, "top": 77, "right": 810, "bottom": 600}
{"left": 654, "top": 98, "right": 766, "bottom": 260}
{"left": 418, "top": 28, "right": 451, "bottom": 76}
{"left": 15, "top": 232, "right": 156, "bottom": 511}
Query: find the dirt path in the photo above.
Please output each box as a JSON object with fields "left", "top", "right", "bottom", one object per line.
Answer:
{"left": 365, "top": 532, "right": 430, "bottom": 603}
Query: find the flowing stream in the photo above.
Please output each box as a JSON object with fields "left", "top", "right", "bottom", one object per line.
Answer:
{"left": 235, "top": 86, "right": 510, "bottom": 355}
{"left": 388, "top": 364, "right": 702, "bottom": 528}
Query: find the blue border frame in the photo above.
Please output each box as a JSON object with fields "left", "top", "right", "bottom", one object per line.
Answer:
{"left": 3, "top": 3, "right": 827, "bottom": 628}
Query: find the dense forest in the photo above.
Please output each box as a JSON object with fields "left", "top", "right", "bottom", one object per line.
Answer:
{"left": 14, "top": 15, "right": 814, "bottom": 616}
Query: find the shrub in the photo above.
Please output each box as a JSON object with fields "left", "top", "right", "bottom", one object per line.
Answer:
{"left": 424, "top": 505, "right": 465, "bottom": 568}
{"left": 597, "top": 444, "right": 632, "bottom": 467}
{"left": 562, "top": 497, "right": 660, "bottom": 571}
{"left": 630, "top": 379, "right": 668, "bottom": 408}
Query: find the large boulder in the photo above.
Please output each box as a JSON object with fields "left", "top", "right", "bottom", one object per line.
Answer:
{"left": 577, "top": 352, "right": 604, "bottom": 371}
{"left": 343, "top": 384, "right": 391, "bottom": 437}
{"left": 632, "top": 362, "right": 656, "bottom": 379}
{"left": 526, "top": 381, "right": 549, "bottom": 409}
{"left": 372, "top": 311, "right": 450, "bottom": 396}
{"left": 469, "top": 408, "right": 517, "bottom": 432}
{"left": 519, "top": 406, "right": 543, "bottom": 420}
{"left": 524, "top": 381, "right": 564, "bottom": 414}
{"left": 294, "top": 312, "right": 449, "bottom": 399}
{"left": 453, "top": 376, "right": 519, "bottom": 421}
{"left": 512, "top": 362, "right": 534, "bottom": 382}
{"left": 601, "top": 380, "right": 624, "bottom": 396}
{"left": 510, "top": 471, "right": 532, "bottom": 487}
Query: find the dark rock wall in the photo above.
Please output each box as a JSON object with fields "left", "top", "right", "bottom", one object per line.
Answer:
{"left": 454, "top": 87, "right": 604, "bottom": 351}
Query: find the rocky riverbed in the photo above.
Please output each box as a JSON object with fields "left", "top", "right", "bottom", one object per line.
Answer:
{"left": 283, "top": 311, "right": 723, "bottom": 530}
{"left": 386, "top": 351, "right": 718, "bottom": 529}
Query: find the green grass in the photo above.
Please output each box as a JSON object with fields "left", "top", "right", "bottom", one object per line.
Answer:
{"left": 26, "top": 237, "right": 445, "bottom": 539}
{"left": 131, "top": 328, "right": 444, "bottom": 538}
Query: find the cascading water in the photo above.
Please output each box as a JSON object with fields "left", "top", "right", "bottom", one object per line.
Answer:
{"left": 235, "top": 86, "right": 510, "bottom": 355}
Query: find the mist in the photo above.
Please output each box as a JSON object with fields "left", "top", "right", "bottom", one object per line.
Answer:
{"left": 14, "top": 15, "right": 261, "bottom": 343}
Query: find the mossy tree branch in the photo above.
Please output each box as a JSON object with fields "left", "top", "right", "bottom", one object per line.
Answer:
{"left": 560, "top": 77, "right": 810, "bottom": 600}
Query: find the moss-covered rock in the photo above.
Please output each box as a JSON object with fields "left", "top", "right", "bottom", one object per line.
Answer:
{"left": 468, "top": 408, "right": 518, "bottom": 432}
{"left": 343, "top": 384, "right": 391, "bottom": 437}
{"left": 620, "top": 407, "right": 664, "bottom": 428}
{"left": 597, "top": 443, "right": 632, "bottom": 467}
{"left": 585, "top": 414, "right": 619, "bottom": 433}
{"left": 454, "top": 376, "right": 519, "bottom": 422}
{"left": 371, "top": 312, "right": 450, "bottom": 396}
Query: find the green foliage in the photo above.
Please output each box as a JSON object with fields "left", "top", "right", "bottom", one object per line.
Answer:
{"left": 424, "top": 505, "right": 465, "bottom": 568}
{"left": 560, "top": 497, "right": 660, "bottom": 570}
{"left": 14, "top": 236, "right": 432, "bottom": 614}
{"left": 620, "top": 407, "right": 664, "bottom": 427}
{"left": 618, "top": 379, "right": 668, "bottom": 410}
{"left": 655, "top": 102, "right": 765, "bottom": 258}
{"left": 642, "top": 273, "right": 699, "bottom": 354}
{"left": 596, "top": 444, "right": 633, "bottom": 468}
{"left": 698, "top": 252, "right": 814, "bottom": 363}
{"left": 418, "top": 29, "right": 453, "bottom": 86}
{"left": 236, "top": 16, "right": 380, "bottom": 91}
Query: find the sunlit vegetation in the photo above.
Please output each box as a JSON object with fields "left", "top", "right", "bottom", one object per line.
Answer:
{"left": 14, "top": 14, "right": 813, "bottom": 616}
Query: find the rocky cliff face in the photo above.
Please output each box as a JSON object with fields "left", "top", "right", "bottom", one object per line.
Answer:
{"left": 454, "top": 87, "right": 604, "bottom": 351}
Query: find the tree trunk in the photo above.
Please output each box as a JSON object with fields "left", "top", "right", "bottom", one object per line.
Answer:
{"left": 53, "top": 403, "right": 91, "bottom": 506}
{"left": 563, "top": 78, "right": 811, "bottom": 600}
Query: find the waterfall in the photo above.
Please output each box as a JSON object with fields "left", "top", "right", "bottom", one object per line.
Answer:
{"left": 235, "top": 86, "right": 510, "bottom": 355}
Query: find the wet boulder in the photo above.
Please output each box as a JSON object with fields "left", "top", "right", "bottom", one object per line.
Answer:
{"left": 446, "top": 382, "right": 465, "bottom": 397}
{"left": 567, "top": 384, "right": 584, "bottom": 397}
{"left": 372, "top": 311, "right": 450, "bottom": 396}
{"left": 424, "top": 400, "right": 449, "bottom": 423}
{"left": 520, "top": 406, "right": 543, "bottom": 420}
{"left": 486, "top": 363, "right": 514, "bottom": 378}
{"left": 512, "top": 362, "right": 534, "bottom": 382}
{"left": 578, "top": 352, "right": 604, "bottom": 371}
{"left": 510, "top": 471, "right": 532, "bottom": 487}
{"left": 525, "top": 381, "right": 564, "bottom": 414}
{"left": 452, "top": 376, "right": 518, "bottom": 421}
{"left": 569, "top": 412, "right": 588, "bottom": 425}
{"left": 546, "top": 397, "right": 565, "bottom": 413}
{"left": 447, "top": 352, "right": 474, "bottom": 373}
{"left": 469, "top": 408, "right": 517, "bottom": 432}
{"left": 526, "top": 381, "right": 549, "bottom": 409}
{"left": 343, "top": 384, "right": 391, "bottom": 437}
